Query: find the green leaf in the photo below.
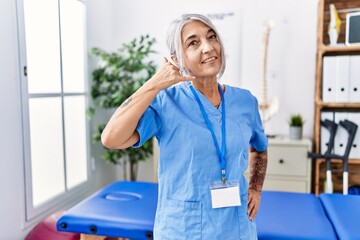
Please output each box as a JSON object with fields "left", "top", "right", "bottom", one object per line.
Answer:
{"left": 86, "top": 107, "right": 95, "bottom": 119}
{"left": 89, "top": 35, "right": 158, "bottom": 174}
{"left": 289, "top": 114, "right": 305, "bottom": 127}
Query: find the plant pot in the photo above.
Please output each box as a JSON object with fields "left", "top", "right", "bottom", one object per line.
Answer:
{"left": 289, "top": 126, "right": 302, "bottom": 140}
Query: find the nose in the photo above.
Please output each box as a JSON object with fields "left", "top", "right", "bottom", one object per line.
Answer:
{"left": 201, "top": 41, "right": 214, "bottom": 54}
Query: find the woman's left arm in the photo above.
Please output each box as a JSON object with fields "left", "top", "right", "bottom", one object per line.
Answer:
{"left": 247, "top": 147, "right": 268, "bottom": 221}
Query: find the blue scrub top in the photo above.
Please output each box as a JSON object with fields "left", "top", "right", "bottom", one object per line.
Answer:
{"left": 134, "top": 82, "right": 268, "bottom": 240}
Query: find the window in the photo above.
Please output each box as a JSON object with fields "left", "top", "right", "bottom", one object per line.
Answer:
{"left": 17, "top": 0, "right": 90, "bottom": 221}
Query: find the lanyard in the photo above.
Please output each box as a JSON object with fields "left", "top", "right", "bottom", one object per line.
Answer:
{"left": 188, "top": 82, "right": 227, "bottom": 183}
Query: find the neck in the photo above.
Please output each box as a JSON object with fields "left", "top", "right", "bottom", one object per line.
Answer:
{"left": 192, "top": 77, "right": 222, "bottom": 108}
{"left": 192, "top": 77, "right": 219, "bottom": 98}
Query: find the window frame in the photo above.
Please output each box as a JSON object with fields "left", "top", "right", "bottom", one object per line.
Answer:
{"left": 16, "top": 0, "right": 93, "bottom": 224}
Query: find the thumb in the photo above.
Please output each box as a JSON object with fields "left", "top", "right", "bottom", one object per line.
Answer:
{"left": 163, "top": 57, "right": 169, "bottom": 63}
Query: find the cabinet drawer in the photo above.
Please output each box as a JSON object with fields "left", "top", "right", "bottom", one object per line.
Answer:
{"left": 267, "top": 146, "right": 308, "bottom": 176}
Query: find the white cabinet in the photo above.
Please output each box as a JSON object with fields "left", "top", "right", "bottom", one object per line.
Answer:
{"left": 246, "top": 137, "right": 312, "bottom": 193}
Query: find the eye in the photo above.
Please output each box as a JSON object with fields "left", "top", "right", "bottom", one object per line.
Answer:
{"left": 209, "top": 33, "right": 217, "bottom": 39}
{"left": 188, "top": 40, "right": 197, "bottom": 47}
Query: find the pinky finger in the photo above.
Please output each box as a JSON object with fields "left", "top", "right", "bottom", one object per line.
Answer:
{"left": 250, "top": 211, "right": 257, "bottom": 221}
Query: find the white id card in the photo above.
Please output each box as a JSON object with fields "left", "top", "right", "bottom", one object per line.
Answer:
{"left": 210, "top": 181, "right": 241, "bottom": 208}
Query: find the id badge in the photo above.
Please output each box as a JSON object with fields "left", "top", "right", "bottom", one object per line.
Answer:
{"left": 210, "top": 180, "right": 241, "bottom": 208}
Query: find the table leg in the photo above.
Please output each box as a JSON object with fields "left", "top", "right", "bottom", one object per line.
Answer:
{"left": 80, "top": 234, "right": 128, "bottom": 240}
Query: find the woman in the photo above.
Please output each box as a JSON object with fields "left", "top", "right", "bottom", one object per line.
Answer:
{"left": 102, "top": 14, "right": 268, "bottom": 240}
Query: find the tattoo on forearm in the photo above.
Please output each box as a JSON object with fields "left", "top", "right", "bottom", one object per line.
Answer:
{"left": 249, "top": 149, "right": 268, "bottom": 191}
{"left": 120, "top": 96, "right": 132, "bottom": 108}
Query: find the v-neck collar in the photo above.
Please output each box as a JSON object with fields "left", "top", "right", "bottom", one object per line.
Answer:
{"left": 185, "top": 82, "right": 226, "bottom": 116}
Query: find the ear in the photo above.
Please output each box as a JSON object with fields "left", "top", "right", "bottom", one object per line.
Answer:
{"left": 171, "top": 54, "right": 179, "bottom": 64}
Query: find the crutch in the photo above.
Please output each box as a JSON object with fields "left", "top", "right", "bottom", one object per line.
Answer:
{"left": 322, "top": 119, "right": 338, "bottom": 193}
{"left": 338, "top": 119, "right": 358, "bottom": 195}
{"left": 309, "top": 119, "right": 358, "bottom": 195}
{"left": 308, "top": 119, "right": 337, "bottom": 193}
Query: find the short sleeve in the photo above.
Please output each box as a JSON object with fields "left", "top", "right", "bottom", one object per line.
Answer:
{"left": 249, "top": 97, "right": 268, "bottom": 152}
{"left": 133, "top": 98, "right": 162, "bottom": 148}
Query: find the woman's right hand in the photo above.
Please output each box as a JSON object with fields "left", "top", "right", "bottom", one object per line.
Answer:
{"left": 149, "top": 57, "right": 195, "bottom": 91}
{"left": 102, "top": 57, "right": 194, "bottom": 149}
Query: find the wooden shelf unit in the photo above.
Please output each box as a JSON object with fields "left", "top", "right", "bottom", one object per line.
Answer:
{"left": 315, "top": 159, "right": 360, "bottom": 194}
{"left": 320, "top": 44, "right": 360, "bottom": 54}
{"left": 318, "top": 102, "right": 360, "bottom": 109}
{"left": 313, "top": 0, "right": 360, "bottom": 195}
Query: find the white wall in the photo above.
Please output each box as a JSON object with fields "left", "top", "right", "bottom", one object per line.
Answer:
{"left": 112, "top": 0, "right": 317, "bottom": 140}
{"left": 87, "top": 0, "right": 121, "bottom": 185}
{"left": 113, "top": 0, "right": 244, "bottom": 87}
{"left": 241, "top": 0, "right": 318, "bottom": 138}
{"left": 0, "top": 0, "right": 26, "bottom": 238}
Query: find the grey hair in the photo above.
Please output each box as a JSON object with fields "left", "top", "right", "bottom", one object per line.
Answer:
{"left": 166, "top": 13, "right": 226, "bottom": 79}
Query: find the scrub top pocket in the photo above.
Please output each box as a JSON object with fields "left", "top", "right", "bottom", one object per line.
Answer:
{"left": 160, "top": 198, "right": 202, "bottom": 240}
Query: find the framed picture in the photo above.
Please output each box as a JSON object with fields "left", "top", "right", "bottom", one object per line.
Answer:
{"left": 346, "top": 12, "right": 360, "bottom": 46}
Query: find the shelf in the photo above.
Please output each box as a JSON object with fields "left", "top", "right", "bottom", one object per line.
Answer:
{"left": 321, "top": 1, "right": 360, "bottom": 46}
{"left": 315, "top": 158, "right": 360, "bottom": 195}
{"left": 319, "top": 44, "right": 360, "bottom": 54}
{"left": 313, "top": 0, "right": 360, "bottom": 195}
{"left": 320, "top": 168, "right": 360, "bottom": 175}
{"left": 314, "top": 159, "right": 360, "bottom": 164}
{"left": 316, "top": 102, "right": 360, "bottom": 109}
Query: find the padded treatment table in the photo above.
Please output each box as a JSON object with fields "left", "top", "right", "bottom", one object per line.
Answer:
{"left": 58, "top": 181, "right": 360, "bottom": 240}
{"left": 57, "top": 181, "right": 158, "bottom": 240}
{"left": 320, "top": 193, "right": 360, "bottom": 240}
{"left": 256, "top": 191, "right": 338, "bottom": 240}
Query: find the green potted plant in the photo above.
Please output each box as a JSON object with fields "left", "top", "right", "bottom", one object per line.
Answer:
{"left": 288, "top": 113, "right": 305, "bottom": 140}
{"left": 88, "top": 35, "right": 157, "bottom": 180}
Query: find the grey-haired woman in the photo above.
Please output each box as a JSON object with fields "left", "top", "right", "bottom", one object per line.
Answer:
{"left": 102, "top": 14, "right": 268, "bottom": 239}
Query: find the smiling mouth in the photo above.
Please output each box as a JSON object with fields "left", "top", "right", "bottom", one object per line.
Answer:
{"left": 202, "top": 56, "right": 217, "bottom": 64}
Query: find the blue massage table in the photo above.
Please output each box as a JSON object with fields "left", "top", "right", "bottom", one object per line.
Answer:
{"left": 257, "top": 191, "right": 337, "bottom": 240}
{"left": 57, "top": 181, "right": 360, "bottom": 240}
{"left": 57, "top": 181, "right": 158, "bottom": 239}
{"left": 320, "top": 194, "right": 360, "bottom": 240}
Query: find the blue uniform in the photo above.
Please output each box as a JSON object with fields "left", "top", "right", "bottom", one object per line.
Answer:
{"left": 134, "top": 82, "right": 268, "bottom": 240}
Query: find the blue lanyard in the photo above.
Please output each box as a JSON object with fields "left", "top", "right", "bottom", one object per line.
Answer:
{"left": 188, "top": 82, "right": 227, "bottom": 183}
